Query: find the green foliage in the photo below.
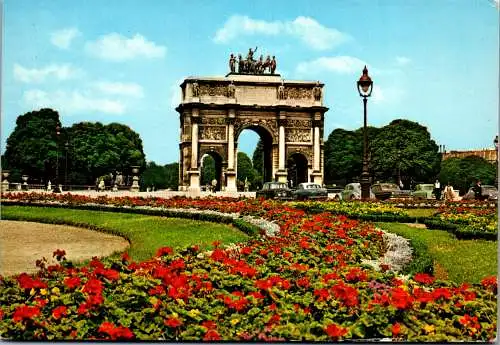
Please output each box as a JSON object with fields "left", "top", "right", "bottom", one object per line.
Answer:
{"left": 377, "top": 222, "right": 497, "bottom": 284}
{"left": 439, "top": 156, "right": 496, "bottom": 194}
{"left": 237, "top": 152, "right": 255, "bottom": 189}
{"left": 3, "top": 108, "right": 61, "bottom": 183}
{"left": 252, "top": 139, "right": 265, "bottom": 190}
{"left": 200, "top": 156, "right": 216, "bottom": 186}
{"left": 324, "top": 120, "right": 440, "bottom": 186}
{"left": 67, "top": 122, "right": 146, "bottom": 184}
{"left": 370, "top": 119, "right": 441, "bottom": 184}
{"left": 140, "top": 162, "right": 179, "bottom": 191}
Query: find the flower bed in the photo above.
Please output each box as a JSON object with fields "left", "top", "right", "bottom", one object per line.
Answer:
{"left": 0, "top": 194, "right": 497, "bottom": 341}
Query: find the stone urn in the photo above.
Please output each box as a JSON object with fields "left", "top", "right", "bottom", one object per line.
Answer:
{"left": 130, "top": 166, "right": 140, "bottom": 192}
{"left": 22, "top": 175, "right": 29, "bottom": 191}
{"left": 1, "top": 170, "right": 9, "bottom": 193}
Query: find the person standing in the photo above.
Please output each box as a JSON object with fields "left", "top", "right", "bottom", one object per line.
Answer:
{"left": 473, "top": 179, "right": 482, "bottom": 200}
{"left": 434, "top": 179, "right": 441, "bottom": 200}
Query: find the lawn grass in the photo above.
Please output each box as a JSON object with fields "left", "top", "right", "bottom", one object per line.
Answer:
{"left": 403, "top": 208, "right": 439, "bottom": 218}
{"left": 1, "top": 206, "right": 249, "bottom": 262}
{"left": 376, "top": 222, "right": 497, "bottom": 284}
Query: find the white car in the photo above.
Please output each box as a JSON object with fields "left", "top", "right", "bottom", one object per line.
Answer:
{"left": 341, "top": 183, "right": 375, "bottom": 200}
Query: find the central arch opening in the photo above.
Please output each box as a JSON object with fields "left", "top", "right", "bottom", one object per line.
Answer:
{"left": 200, "top": 151, "right": 222, "bottom": 191}
{"left": 236, "top": 125, "right": 273, "bottom": 191}
{"left": 287, "top": 152, "right": 308, "bottom": 188}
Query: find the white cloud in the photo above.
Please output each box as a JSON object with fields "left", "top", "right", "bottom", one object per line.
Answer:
{"left": 14, "top": 63, "right": 83, "bottom": 83}
{"left": 296, "top": 56, "right": 368, "bottom": 75}
{"left": 23, "top": 89, "right": 125, "bottom": 114}
{"left": 170, "top": 78, "right": 185, "bottom": 109}
{"left": 214, "top": 15, "right": 348, "bottom": 50}
{"left": 93, "top": 81, "right": 144, "bottom": 98}
{"left": 85, "top": 33, "right": 166, "bottom": 61}
{"left": 50, "top": 27, "right": 81, "bottom": 49}
{"left": 371, "top": 85, "right": 385, "bottom": 104}
{"left": 395, "top": 56, "right": 411, "bottom": 66}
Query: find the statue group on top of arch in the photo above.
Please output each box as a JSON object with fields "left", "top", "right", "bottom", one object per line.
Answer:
{"left": 229, "top": 47, "right": 277, "bottom": 75}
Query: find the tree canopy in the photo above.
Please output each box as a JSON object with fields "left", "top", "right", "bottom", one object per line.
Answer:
{"left": 3, "top": 108, "right": 61, "bottom": 183}
{"left": 439, "top": 156, "right": 496, "bottom": 194}
{"left": 140, "top": 161, "right": 179, "bottom": 191}
{"left": 3, "top": 108, "right": 146, "bottom": 185}
{"left": 237, "top": 152, "right": 255, "bottom": 188}
{"left": 324, "top": 119, "right": 441, "bottom": 186}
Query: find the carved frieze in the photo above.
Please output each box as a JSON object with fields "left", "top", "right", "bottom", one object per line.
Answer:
{"left": 287, "top": 146, "right": 313, "bottom": 164}
{"left": 198, "top": 83, "right": 227, "bottom": 97}
{"left": 285, "top": 119, "right": 312, "bottom": 128}
{"left": 286, "top": 87, "right": 313, "bottom": 100}
{"left": 285, "top": 129, "right": 311, "bottom": 142}
{"left": 201, "top": 117, "right": 226, "bottom": 125}
{"left": 234, "top": 118, "right": 278, "bottom": 141}
{"left": 199, "top": 145, "right": 228, "bottom": 163}
{"left": 199, "top": 126, "right": 226, "bottom": 141}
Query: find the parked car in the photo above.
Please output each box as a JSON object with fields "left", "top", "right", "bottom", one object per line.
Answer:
{"left": 341, "top": 182, "right": 375, "bottom": 200}
{"left": 292, "top": 182, "right": 328, "bottom": 200}
{"left": 256, "top": 182, "right": 293, "bottom": 200}
{"left": 462, "top": 185, "right": 498, "bottom": 201}
{"left": 326, "top": 186, "right": 344, "bottom": 200}
{"left": 371, "top": 182, "right": 411, "bottom": 200}
{"left": 411, "top": 184, "right": 435, "bottom": 200}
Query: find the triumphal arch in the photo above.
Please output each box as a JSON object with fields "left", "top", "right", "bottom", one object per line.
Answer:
{"left": 176, "top": 48, "right": 328, "bottom": 192}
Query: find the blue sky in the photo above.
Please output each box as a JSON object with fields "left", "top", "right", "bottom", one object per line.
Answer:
{"left": 2, "top": 0, "right": 499, "bottom": 165}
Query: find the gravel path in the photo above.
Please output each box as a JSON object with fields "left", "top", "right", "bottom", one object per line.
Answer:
{"left": 0, "top": 220, "right": 129, "bottom": 276}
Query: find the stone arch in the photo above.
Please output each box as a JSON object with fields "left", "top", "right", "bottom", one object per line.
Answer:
{"left": 287, "top": 152, "right": 309, "bottom": 186}
{"left": 235, "top": 124, "right": 275, "bottom": 184}
{"left": 199, "top": 150, "right": 224, "bottom": 192}
{"left": 234, "top": 119, "right": 278, "bottom": 145}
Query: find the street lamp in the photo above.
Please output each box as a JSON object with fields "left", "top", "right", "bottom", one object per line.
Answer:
{"left": 55, "top": 125, "right": 61, "bottom": 193}
{"left": 65, "top": 141, "right": 69, "bottom": 190}
{"left": 357, "top": 66, "right": 373, "bottom": 199}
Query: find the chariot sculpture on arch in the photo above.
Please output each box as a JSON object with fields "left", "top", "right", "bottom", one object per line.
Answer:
{"left": 228, "top": 47, "right": 278, "bottom": 75}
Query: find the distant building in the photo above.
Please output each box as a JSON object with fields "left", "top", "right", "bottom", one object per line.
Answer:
{"left": 442, "top": 149, "right": 497, "bottom": 163}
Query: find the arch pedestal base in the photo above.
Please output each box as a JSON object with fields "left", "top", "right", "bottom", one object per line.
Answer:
{"left": 225, "top": 170, "right": 237, "bottom": 192}
{"left": 275, "top": 170, "right": 288, "bottom": 184}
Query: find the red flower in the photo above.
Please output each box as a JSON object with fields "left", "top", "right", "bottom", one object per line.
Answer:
{"left": 266, "top": 314, "right": 281, "bottom": 327}
{"left": 156, "top": 246, "right": 174, "bottom": 257}
{"left": 325, "top": 323, "right": 348, "bottom": 339}
{"left": 204, "top": 329, "right": 221, "bottom": 341}
{"left": 210, "top": 249, "right": 226, "bottom": 262}
{"left": 52, "top": 306, "right": 68, "bottom": 320}
{"left": 390, "top": 287, "right": 414, "bottom": 310}
{"left": 95, "top": 268, "right": 120, "bottom": 281}
{"left": 201, "top": 320, "right": 217, "bottom": 330}
{"left": 165, "top": 317, "right": 183, "bottom": 328}
{"left": 0, "top": 308, "right": 4, "bottom": 320}
{"left": 431, "top": 287, "right": 452, "bottom": 301}
{"left": 212, "top": 240, "right": 221, "bottom": 248}
{"left": 12, "top": 305, "right": 41, "bottom": 323}
{"left": 314, "top": 288, "right": 330, "bottom": 302}
{"left": 98, "top": 321, "right": 134, "bottom": 340}
{"left": 241, "top": 246, "right": 253, "bottom": 255}
{"left": 297, "top": 276, "right": 310, "bottom": 289}
{"left": 121, "top": 252, "right": 131, "bottom": 262}
{"left": 52, "top": 249, "right": 66, "bottom": 261}
{"left": 17, "top": 273, "right": 47, "bottom": 290}
{"left": 413, "top": 273, "right": 435, "bottom": 285}
{"left": 64, "top": 276, "right": 81, "bottom": 290}
{"left": 82, "top": 278, "right": 103, "bottom": 295}
{"left": 481, "top": 276, "right": 497, "bottom": 291}
{"left": 392, "top": 323, "right": 401, "bottom": 337}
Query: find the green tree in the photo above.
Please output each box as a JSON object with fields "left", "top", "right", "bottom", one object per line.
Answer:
{"left": 66, "top": 122, "right": 146, "bottom": 185}
{"left": 370, "top": 119, "right": 440, "bottom": 185}
{"left": 439, "top": 156, "right": 496, "bottom": 194}
{"left": 3, "top": 108, "right": 61, "bottom": 183}
{"left": 237, "top": 152, "right": 255, "bottom": 190}
{"left": 201, "top": 155, "right": 216, "bottom": 186}
{"left": 164, "top": 163, "right": 179, "bottom": 190}
{"left": 252, "top": 139, "right": 264, "bottom": 189}
{"left": 324, "top": 128, "right": 362, "bottom": 185}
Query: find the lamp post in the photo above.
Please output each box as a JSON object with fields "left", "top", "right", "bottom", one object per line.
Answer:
{"left": 494, "top": 135, "right": 498, "bottom": 186}
{"left": 357, "top": 66, "right": 374, "bottom": 199}
{"left": 65, "top": 141, "right": 69, "bottom": 190}
{"left": 55, "top": 125, "right": 61, "bottom": 193}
